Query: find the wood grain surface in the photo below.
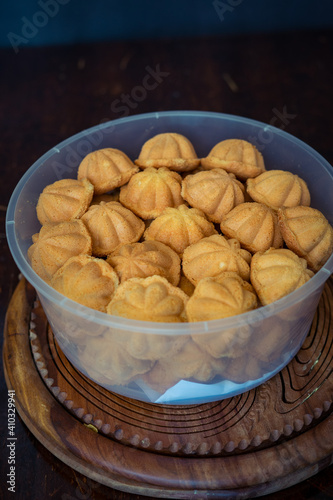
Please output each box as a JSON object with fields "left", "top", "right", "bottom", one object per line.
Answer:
{"left": 1, "top": 28, "right": 333, "bottom": 500}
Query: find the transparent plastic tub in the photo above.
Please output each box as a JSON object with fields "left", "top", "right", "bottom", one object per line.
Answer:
{"left": 6, "top": 111, "right": 333, "bottom": 404}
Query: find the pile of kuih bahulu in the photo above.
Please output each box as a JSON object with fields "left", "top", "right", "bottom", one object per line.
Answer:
{"left": 27, "top": 133, "right": 333, "bottom": 389}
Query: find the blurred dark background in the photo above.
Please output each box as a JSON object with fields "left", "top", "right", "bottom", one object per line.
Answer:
{"left": 1, "top": 0, "right": 333, "bottom": 49}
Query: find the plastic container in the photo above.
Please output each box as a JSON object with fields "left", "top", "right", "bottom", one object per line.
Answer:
{"left": 6, "top": 111, "right": 333, "bottom": 404}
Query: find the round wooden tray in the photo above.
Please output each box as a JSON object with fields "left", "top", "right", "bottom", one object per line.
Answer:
{"left": 3, "top": 277, "right": 333, "bottom": 499}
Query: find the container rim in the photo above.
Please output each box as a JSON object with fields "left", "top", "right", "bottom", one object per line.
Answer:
{"left": 6, "top": 110, "right": 333, "bottom": 335}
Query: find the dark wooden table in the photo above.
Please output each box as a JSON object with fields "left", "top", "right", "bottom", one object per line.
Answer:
{"left": 1, "top": 29, "right": 333, "bottom": 499}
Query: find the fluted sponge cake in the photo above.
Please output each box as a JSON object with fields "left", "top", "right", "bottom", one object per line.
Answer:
{"left": 135, "top": 132, "right": 200, "bottom": 172}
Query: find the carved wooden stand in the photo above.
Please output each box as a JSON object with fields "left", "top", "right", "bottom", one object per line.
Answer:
{"left": 3, "top": 278, "right": 333, "bottom": 499}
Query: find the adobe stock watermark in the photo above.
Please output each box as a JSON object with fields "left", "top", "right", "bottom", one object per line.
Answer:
{"left": 51, "top": 63, "right": 170, "bottom": 180}
{"left": 51, "top": 128, "right": 109, "bottom": 180}
{"left": 248, "top": 106, "right": 297, "bottom": 151}
{"left": 110, "top": 64, "right": 170, "bottom": 118}
{"left": 6, "top": 390, "right": 16, "bottom": 494}
{"left": 213, "top": 0, "right": 245, "bottom": 22}
{"left": 7, "top": 0, "right": 71, "bottom": 54}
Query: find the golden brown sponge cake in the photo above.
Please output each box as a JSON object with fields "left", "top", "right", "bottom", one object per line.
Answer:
{"left": 144, "top": 204, "right": 217, "bottom": 256}
{"left": 186, "top": 272, "right": 258, "bottom": 322}
{"left": 181, "top": 168, "right": 245, "bottom": 223}
{"left": 246, "top": 169, "right": 311, "bottom": 210}
{"left": 250, "top": 247, "right": 314, "bottom": 305}
{"left": 51, "top": 254, "right": 119, "bottom": 312}
{"left": 77, "top": 147, "right": 139, "bottom": 194}
{"left": 119, "top": 166, "right": 183, "bottom": 219}
{"left": 81, "top": 201, "right": 145, "bottom": 257}
{"left": 106, "top": 240, "right": 181, "bottom": 286}
{"left": 27, "top": 219, "right": 92, "bottom": 284}
{"left": 142, "top": 339, "right": 227, "bottom": 390}
{"left": 36, "top": 178, "right": 94, "bottom": 225}
{"left": 220, "top": 202, "right": 283, "bottom": 253}
{"left": 182, "top": 234, "right": 252, "bottom": 285}
{"left": 135, "top": 132, "right": 200, "bottom": 172}
{"left": 107, "top": 275, "right": 189, "bottom": 322}
{"left": 278, "top": 206, "right": 333, "bottom": 272}
{"left": 201, "top": 139, "right": 265, "bottom": 180}
{"left": 79, "top": 333, "right": 153, "bottom": 386}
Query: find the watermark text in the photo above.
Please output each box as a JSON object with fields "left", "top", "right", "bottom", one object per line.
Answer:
{"left": 7, "top": 390, "right": 16, "bottom": 493}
